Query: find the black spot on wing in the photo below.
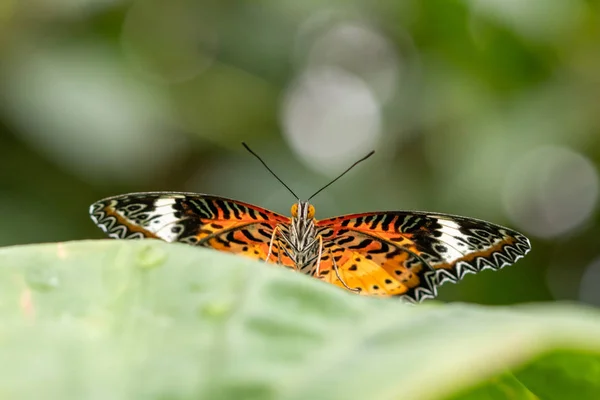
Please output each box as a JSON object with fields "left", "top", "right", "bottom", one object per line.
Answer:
{"left": 348, "top": 239, "right": 373, "bottom": 250}
{"left": 246, "top": 207, "right": 258, "bottom": 220}
{"left": 393, "top": 216, "right": 403, "bottom": 233}
{"left": 225, "top": 231, "right": 246, "bottom": 245}
{"left": 241, "top": 229, "right": 260, "bottom": 242}
{"left": 368, "top": 241, "right": 390, "bottom": 254}
{"left": 380, "top": 214, "right": 392, "bottom": 232}
{"left": 214, "top": 199, "right": 231, "bottom": 219}
{"left": 257, "top": 228, "right": 273, "bottom": 239}
{"left": 336, "top": 236, "right": 354, "bottom": 246}
{"left": 204, "top": 200, "right": 220, "bottom": 219}
{"left": 185, "top": 199, "right": 211, "bottom": 219}
{"left": 213, "top": 235, "right": 231, "bottom": 248}
{"left": 368, "top": 214, "right": 384, "bottom": 230}
{"left": 353, "top": 216, "right": 364, "bottom": 227}
{"left": 230, "top": 203, "right": 242, "bottom": 220}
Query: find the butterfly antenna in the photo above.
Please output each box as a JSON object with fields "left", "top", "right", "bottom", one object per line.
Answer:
{"left": 308, "top": 150, "right": 375, "bottom": 201}
{"left": 242, "top": 142, "right": 299, "bottom": 199}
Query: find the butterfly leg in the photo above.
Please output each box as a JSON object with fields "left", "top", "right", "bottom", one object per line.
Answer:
{"left": 266, "top": 226, "right": 281, "bottom": 263}
{"left": 277, "top": 240, "right": 282, "bottom": 265}
{"left": 315, "top": 235, "right": 323, "bottom": 276}
{"left": 331, "top": 252, "right": 360, "bottom": 293}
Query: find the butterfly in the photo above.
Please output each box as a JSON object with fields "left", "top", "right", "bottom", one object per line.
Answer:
{"left": 89, "top": 144, "right": 531, "bottom": 303}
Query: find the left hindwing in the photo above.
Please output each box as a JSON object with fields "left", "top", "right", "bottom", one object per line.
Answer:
{"left": 89, "top": 192, "right": 294, "bottom": 264}
{"left": 315, "top": 211, "right": 531, "bottom": 302}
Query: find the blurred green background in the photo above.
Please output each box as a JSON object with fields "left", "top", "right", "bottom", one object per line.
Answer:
{"left": 1, "top": 0, "right": 599, "bottom": 305}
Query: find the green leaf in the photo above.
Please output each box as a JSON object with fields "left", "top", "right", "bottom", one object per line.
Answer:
{"left": 1, "top": 240, "right": 599, "bottom": 399}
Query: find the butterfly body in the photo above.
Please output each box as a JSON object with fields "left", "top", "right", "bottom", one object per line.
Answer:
{"left": 90, "top": 191, "right": 531, "bottom": 303}
{"left": 274, "top": 201, "right": 320, "bottom": 274}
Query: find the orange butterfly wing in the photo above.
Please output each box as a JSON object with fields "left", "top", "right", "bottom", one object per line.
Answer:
{"left": 315, "top": 211, "right": 531, "bottom": 302}
{"left": 90, "top": 194, "right": 531, "bottom": 302}
{"left": 89, "top": 192, "right": 295, "bottom": 267}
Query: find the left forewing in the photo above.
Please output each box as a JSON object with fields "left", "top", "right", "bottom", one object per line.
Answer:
{"left": 89, "top": 192, "right": 294, "bottom": 265}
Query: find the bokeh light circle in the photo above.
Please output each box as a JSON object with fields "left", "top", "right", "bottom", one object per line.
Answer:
{"left": 0, "top": 44, "right": 186, "bottom": 184}
{"left": 281, "top": 67, "right": 382, "bottom": 174}
{"left": 303, "top": 21, "right": 401, "bottom": 103}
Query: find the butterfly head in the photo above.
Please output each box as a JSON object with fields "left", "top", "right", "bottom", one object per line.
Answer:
{"left": 291, "top": 201, "right": 315, "bottom": 220}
